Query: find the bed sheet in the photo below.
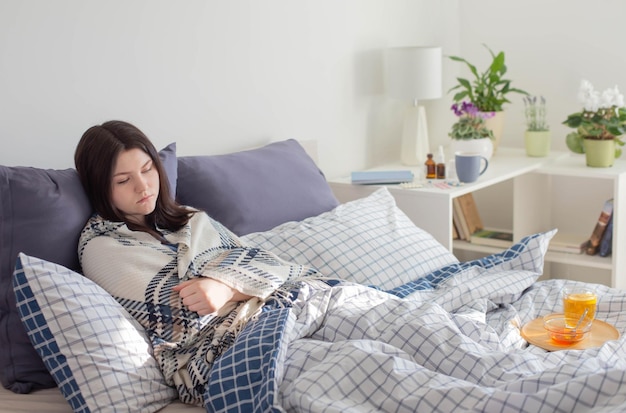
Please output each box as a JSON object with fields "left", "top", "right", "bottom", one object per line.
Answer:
{"left": 0, "top": 386, "right": 204, "bottom": 413}
{"left": 203, "top": 267, "right": 626, "bottom": 412}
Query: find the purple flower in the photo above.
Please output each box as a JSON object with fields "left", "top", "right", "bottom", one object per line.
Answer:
{"left": 451, "top": 103, "right": 463, "bottom": 116}
{"left": 462, "top": 101, "right": 478, "bottom": 116}
{"left": 451, "top": 101, "right": 490, "bottom": 118}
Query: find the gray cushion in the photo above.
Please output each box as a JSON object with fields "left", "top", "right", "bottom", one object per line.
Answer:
{"left": 176, "top": 139, "right": 339, "bottom": 236}
{"left": 159, "top": 142, "right": 178, "bottom": 195}
{"left": 0, "top": 143, "right": 177, "bottom": 393}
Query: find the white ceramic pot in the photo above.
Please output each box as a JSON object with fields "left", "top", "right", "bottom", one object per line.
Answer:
{"left": 483, "top": 111, "right": 505, "bottom": 153}
{"left": 450, "top": 137, "right": 494, "bottom": 160}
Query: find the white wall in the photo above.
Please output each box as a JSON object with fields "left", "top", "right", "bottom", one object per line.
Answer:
{"left": 0, "top": 0, "right": 457, "bottom": 178}
{"left": 452, "top": 0, "right": 626, "bottom": 151}
{"left": 3, "top": 1, "right": 626, "bottom": 178}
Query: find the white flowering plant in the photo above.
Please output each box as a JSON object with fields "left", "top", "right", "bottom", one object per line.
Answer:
{"left": 563, "top": 79, "right": 626, "bottom": 156}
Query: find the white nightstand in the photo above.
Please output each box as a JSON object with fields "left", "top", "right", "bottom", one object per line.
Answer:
{"left": 329, "top": 148, "right": 564, "bottom": 250}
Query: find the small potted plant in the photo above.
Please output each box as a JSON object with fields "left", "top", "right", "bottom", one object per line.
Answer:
{"left": 448, "top": 101, "right": 494, "bottom": 159}
{"left": 523, "top": 96, "right": 550, "bottom": 157}
{"left": 563, "top": 79, "right": 626, "bottom": 167}
{"left": 448, "top": 44, "right": 528, "bottom": 152}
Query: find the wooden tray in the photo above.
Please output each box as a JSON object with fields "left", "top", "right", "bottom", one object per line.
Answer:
{"left": 521, "top": 317, "right": 620, "bottom": 351}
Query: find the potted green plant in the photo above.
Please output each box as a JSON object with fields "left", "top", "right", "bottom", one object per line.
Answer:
{"left": 448, "top": 44, "right": 528, "bottom": 152}
{"left": 563, "top": 79, "right": 626, "bottom": 167}
{"left": 448, "top": 101, "right": 494, "bottom": 159}
{"left": 523, "top": 96, "right": 550, "bottom": 157}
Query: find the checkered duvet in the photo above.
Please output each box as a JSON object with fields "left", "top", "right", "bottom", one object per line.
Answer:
{"left": 204, "top": 267, "right": 626, "bottom": 412}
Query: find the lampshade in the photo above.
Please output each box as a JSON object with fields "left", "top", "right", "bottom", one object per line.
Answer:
{"left": 384, "top": 46, "right": 442, "bottom": 101}
{"left": 383, "top": 46, "right": 442, "bottom": 166}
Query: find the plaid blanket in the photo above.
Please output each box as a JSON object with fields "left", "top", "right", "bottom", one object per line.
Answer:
{"left": 78, "top": 212, "right": 321, "bottom": 406}
{"left": 205, "top": 270, "right": 626, "bottom": 412}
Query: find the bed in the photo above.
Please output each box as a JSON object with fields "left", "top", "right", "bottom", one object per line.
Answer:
{"left": 2, "top": 139, "right": 626, "bottom": 412}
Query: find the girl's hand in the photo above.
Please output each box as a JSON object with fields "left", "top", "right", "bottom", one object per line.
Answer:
{"left": 172, "top": 278, "right": 251, "bottom": 315}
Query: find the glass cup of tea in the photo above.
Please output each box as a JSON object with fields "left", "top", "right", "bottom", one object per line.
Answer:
{"left": 562, "top": 286, "right": 597, "bottom": 329}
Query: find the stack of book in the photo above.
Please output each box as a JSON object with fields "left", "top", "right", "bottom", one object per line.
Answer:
{"left": 452, "top": 193, "right": 514, "bottom": 248}
{"left": 547, "top": 232, "right": 588, "bottom": 254}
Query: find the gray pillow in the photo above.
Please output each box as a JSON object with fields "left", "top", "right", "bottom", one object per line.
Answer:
{"left": 0, "top": 143, "right": 177, "bottom": 394}
{"left": 176, "top": 139, "right": 339, "bottom": 236}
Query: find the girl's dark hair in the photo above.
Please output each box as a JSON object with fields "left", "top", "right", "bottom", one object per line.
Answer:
{"left": 75, "top": 120, "right": 193, "bottom": 232}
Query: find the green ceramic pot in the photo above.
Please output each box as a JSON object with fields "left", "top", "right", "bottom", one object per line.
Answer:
{"left": 584, "top": 138, "right": 615, "bottom": 167}
{"left": 524, "top": 130, "right": 551, "bottom": 157}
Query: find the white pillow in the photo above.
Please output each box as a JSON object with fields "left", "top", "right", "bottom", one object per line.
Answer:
{"left": 12, "top": 253, "right": 177, "bottom": 413}
{"left": 242, "top": 187, "right": 459, "bottom": 290}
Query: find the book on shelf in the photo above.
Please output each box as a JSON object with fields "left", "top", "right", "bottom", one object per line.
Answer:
{"left": 452, "top": 197, "right": 471, "bottom": 240}
{"left": 599, "top": 212, "right": 614, "bottom": 257}
{"left": 350, "top": 170, "right": 414, "bottom": 185}
{"left": 452, "top": 193, "right": 484, "bottom": 241}
{"left": 457, "top": 193, "right": 484, "bottom": 236}
{"left": 470, "top": 228, "right": 514, "bottom": 248}
{"left": 586, "top": 198, "right": 614, "bottom": 256}
{"left": 452, "top": 204, "right": 466, "bottom": 240}
{"left": 452, "top": 220, "right": 459, "bottom": 240}
{"left": 548, "top": 232, "right": 588, "bottom": 254}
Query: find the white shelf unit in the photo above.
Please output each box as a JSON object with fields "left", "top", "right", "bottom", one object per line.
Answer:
{"left": 518, "top": 155, "right": 626, "bottom": 289}
{"left": 328, "top": 148, "right": 626, "bottom": 290}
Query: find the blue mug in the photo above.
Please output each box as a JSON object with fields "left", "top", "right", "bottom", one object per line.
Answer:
{"left": 455, "top": 152, "right": 489, "bottom": 183}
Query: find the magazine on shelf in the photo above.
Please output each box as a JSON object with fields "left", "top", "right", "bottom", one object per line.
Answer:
{"left": 470, "top": 228, "right": 514, "bottom": 248}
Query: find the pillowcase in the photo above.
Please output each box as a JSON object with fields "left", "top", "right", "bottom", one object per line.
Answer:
{"left": 0, "top": 143, "right": 177, "bottom": 393}
{"left": 387, "top": 229, "right": 556, "bottom": 298}
{"left": 242, "top": 187, "right": 459, "bottom": 290}
{"left": 0, "top": 166, "right": 90, "bottom": 393}
{"left": 12, "top": 253, "right": 177, "bottom": 412}
{"left": 176, "top": 139, "right": 339, "bottom": 236}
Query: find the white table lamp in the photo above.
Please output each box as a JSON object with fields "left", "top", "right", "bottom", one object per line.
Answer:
{"left": 384, "top": 46, "right": 442, "bottom": 165}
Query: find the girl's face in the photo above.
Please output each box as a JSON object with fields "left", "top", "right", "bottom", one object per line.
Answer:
{"left": 110, "top": 148, "right": 160, "bottom": 226}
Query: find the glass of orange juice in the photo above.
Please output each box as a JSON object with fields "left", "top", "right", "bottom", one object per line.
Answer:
{"left": 562, "top": 286, "right": 597, "bottom": 329}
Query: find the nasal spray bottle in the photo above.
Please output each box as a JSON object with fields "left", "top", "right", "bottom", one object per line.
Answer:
{"left": 436, "top": 145, "right": 446, "bottom": 179}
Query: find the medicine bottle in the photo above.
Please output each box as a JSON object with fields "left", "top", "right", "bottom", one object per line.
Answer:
{"left": 425, "top": 153, "right": 436, "bottom": 179}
